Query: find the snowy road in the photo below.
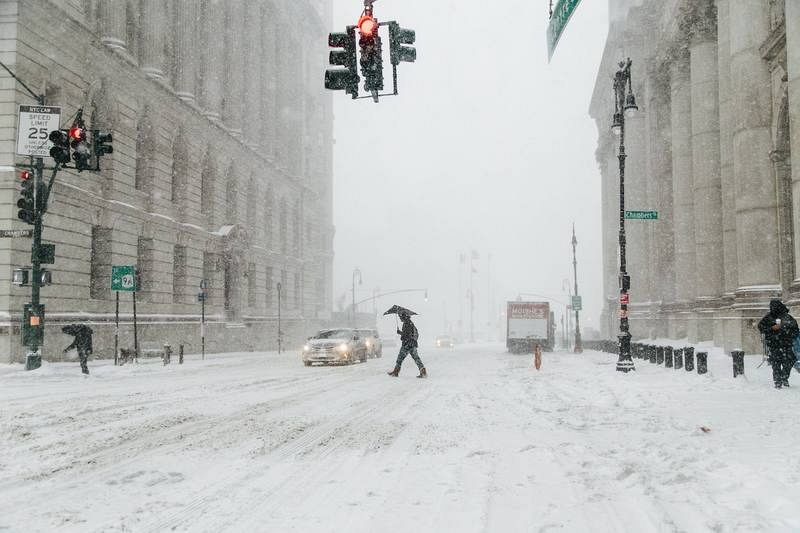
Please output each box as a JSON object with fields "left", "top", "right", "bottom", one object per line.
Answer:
{"left": 1, "top": 344, "right": 799, "bottom": 532}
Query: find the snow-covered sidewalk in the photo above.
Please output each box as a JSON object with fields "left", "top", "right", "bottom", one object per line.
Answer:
{"left": 0, "top": 345, "right": 798, "bottom": 532}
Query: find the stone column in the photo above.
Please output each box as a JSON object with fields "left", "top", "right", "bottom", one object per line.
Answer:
{"left": 728, "top": 0, "right": 781, "bottom": 352}
{"left": 174, "top": 0, "right": 197, "bottom": 103}
{"left": 224, "top": 1, "right": 245, "bottom": 137}
{"left": 99, "top": 0, "right": 127, "bottom": 51}
{"left": 261, "top": 4, "right": 278, "bottom": 160}
{"left": 689, "top": 8, "right": 723, "bottom": 343}
{"left": 244, "top": 2, "right": 264, "bottom": 149}
{"left": 140, "top": 0, "right": 165, "bottom": 80}
{"left": 717, "top": 0, "right": 738, "bottom": 300}
{"left": 201, "top": 0, "right": 225, "bottom": 122}
{"left": 729, "top": 4, "right": 780, "bottom": 285}
{"left": 646, "top": 71, "right": 675, "bottom": 337}
{"left": 787, "top": 0, "right": 800, "bottom": 283}
{"left": 669, "top": 54, "right": 696, "bottom": 338}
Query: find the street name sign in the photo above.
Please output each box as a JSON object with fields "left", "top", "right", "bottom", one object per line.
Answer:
{"left": 625, "top": 210, "right": 659, "bottom": 220}
{"left": 0, "top": 229, "right": 33, "bottom": 238}
{"left": 111, "top": 265, "right": 137, "bottom": 292}
{"left": 16, "top": 105, "right": 61, "bottom": 157}
{"left": 547, "top": 0, "right": 582, "bottom": 61}
{"left": 571, "top": 295, "right": 582, "bottom": 311}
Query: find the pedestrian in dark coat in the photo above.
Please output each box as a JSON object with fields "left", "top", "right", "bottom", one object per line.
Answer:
{"left": 387, "top": 312, "right": 427, "bottom": 378}
{"left": 757, "top": 299, "right": 798, "bottom": 388}
{"left": 63, "top": 324, "right": 93, "bottom": 375}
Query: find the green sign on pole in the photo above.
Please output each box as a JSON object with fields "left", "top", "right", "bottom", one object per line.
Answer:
{"left": 625, "top": 210, "right": 659, "bottom": 220}
{"left": 547, "top": 0, "right": 583, "bottom": 61}
{"left": 571, "top": 295, "right": 582, "bottom": 311}
{"left": 111, "top": 265, "right": 137, "bottom": 292}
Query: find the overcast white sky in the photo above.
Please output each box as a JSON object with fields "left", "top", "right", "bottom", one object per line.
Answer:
{"left": 330, "top": 0, "right": 609, "bottom": 340}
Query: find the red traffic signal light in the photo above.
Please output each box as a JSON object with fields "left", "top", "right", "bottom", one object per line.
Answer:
{"left": 20, "top": 170, "right": 31, "bottom": 181}
{"left": 358, "top": 15, "right": 377, "bottom": 37}
{"left": 69, "top": 127, "right": 85, "bottom": 141}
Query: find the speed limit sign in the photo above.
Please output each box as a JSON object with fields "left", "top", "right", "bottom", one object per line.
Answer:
{"left": 16, "top": 105, "right": 61, "bottom": 157}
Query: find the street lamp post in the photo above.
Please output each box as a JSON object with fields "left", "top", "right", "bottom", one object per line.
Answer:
{"left": 352, "top": 268, "right": 362, "bottom": 328}
{"left": 277, "top": 282, "right": 283, "bottom": 354}
{"left": 611, "top": 58, "right": 638, "bottom": 372}
{"left": 571, "top": 224, "right": 582, "bottom": 353}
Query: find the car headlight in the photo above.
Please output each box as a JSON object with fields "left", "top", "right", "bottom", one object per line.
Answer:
{"left": 303, "top": 345, "right": 311, "bottom": 352}
{"left": 437, "top": 341, "right": 441, "bottom": 346}
{"left": 365, "top": 340, "right": 371, "bottom": 347}
{"left": 337, "top": 343, "right": 349, "bottom": 353}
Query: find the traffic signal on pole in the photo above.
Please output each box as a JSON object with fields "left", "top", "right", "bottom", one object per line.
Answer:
{"left": 325, "top": 28, "right": 360, "bottom": 98}
{"left": 69, "top": 126, "right": 91, "bottom": 171}
{"left": 49, "top": 129, "right": 71, "bottom": 164}
{"left": 93, "top": 130, "right": 113, "bottom": 166}
{"left": 358, "top": 15, "right": 383, "bottom": 94}
{"left": 389, "top": 22, "right": 416, "bottom": 65}
{"left": 17, "top": 171, "right": 35, "bottom": 225}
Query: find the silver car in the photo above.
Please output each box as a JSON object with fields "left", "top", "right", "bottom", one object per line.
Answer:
{"left": 356, "top": 328, "right": 383, "bottom": 358}
{"left": 302, "top": 328, "right": 368, "bottom": 366}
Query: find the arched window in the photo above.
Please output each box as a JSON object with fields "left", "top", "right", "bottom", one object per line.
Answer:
{"left": 264, "top": 188, "right": 274, "bottom": 248}
{"left": 170, "top": 129, "right": 187, "bottom": 203}
{"left": 134, "top": 110, "right": 155, "bottom": 191}
{"left": 225, "top": 164, "right": 238, "bottom": 223}
{"left": 279, "top": 197, "right": 288, "bottom": 254}
{"left": 200, "top": 150, "right": 215, "bottom": 217}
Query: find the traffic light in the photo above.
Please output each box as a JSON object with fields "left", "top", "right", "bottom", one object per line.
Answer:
{"left": 17, "top": 171, "right": 35, "bottom": 225}
{"left": 69, "top": 126, "right": 91, "bottom": 171}
{"left": 93, "top": 130, "right": 113, "bottom": 164}
{"left": 358, "top": 15, "right": 383, "bottom": 95}
{"left": 324, "top": 28, "right": 359, "bottom": 98}
{"left": 49, "top": 129, "right": 70, "bottom": 164}
{"left": 389, "top": 22, "right": 416, "bottom": 65}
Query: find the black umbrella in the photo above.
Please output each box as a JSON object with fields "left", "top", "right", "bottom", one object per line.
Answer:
{"left": 383, "top": 305, "right": 418, "bottom": 316}
{"left": 61, "top": 324, "right": 92, "bottom": 336}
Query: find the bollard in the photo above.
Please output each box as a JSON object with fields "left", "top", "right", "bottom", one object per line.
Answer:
{"left": 684, "top": 347, "right": 694, "bottom": 372}
{"left": 674, "top": 347, "right": 684, "bottom": 370}
{"left": 179, "top": 344, "right": 184, "bottom": 364}
{"left": 163, "top": 344, "right": 172, "bottom": 365}
{"left": 731, "top": 350, "right": 745, "bottom": 378}
{"left": 656, "top": 346, "right": 664, "bottom": 365}
{"left": 649, "top": 345, "right": 657, "bottom": 364}
{"left": 696, "top": 350, "right": 707, "bottom": 374}
{"left": 664, "top": 346, "right": 674, "bottom": 368}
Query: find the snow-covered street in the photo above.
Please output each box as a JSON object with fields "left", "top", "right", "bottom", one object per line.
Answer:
{"left": 1, "top": 345, "right": 798, "bottom": 532}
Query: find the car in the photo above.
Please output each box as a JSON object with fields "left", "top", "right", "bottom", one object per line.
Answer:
{"left": 435, "top": 335, "right": 455, "bottom": 349}
{"left": 302, "top": 328, "right": 368, "bottom": 366}
{"left": 356, "top": 328, "right": 383, "bottom": 358}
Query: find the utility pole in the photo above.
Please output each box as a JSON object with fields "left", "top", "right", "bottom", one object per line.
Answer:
{"left": 572, "top": 224, "right": 582, "bottom": 353}
{"left": 469, "top": 251, "right": 476, "bottom": 343}
{"left": 277, "top": 282, "right": 283, "bottom": 354}
{"left": 351, "top": 268, "right": 362, "bottom": 328}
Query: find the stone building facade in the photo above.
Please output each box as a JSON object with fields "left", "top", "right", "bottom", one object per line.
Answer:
{"left": 0, "top": 0, "right": 334, "bottom": 362}
{"left": 590, "top": 0, "right": 799, "bottom": 353}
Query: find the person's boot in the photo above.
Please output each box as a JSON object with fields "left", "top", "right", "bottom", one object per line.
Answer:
{"left": 417, "top": 367, "right": 427, "bottom": 379}
{"left": 387, "top": 366, "right": 400, "bottom": 377}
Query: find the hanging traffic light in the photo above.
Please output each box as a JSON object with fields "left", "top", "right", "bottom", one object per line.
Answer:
{"left": 69, "top": 126, "right": 90, "bottom": 171}
{"left": 359, "top": 16, "right": 383, "bottom": 96}
{"left": 49, "top": 129, "right": 71, "bottom": 164}
{"left": 389, "top": 22, "right": 416, "bottom": 65}
{"left": 17, "top": 171, "right": 35, "bottom": 225}
{"left": 92, "top": 130, "right": 113, "bottom": 169}
{"left": 324, "top": 28, "right": 359, "bottom": 98}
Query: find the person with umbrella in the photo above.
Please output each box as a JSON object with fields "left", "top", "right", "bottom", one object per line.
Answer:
{"left": 385, "top": 305, "right": 427, "bottom": 378}
{"left": 62, "top": 324, "right": 93, "bottom": 375}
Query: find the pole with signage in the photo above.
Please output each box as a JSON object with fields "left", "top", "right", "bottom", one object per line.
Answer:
{"left": 111, "top": 265, "right": 138, "bottom": 363}
{"left": 199, "top": 279, "right": 208, "bottom": 360}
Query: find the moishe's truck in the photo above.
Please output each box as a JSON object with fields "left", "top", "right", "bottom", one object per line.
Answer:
{"left": 506, "top": 301, "right": 554, "bottom": 353}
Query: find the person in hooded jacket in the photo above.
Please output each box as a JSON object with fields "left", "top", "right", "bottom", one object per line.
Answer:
{"left": 387, "top": 312, "right": 427, "bottom": 378}
{"left": 757, "top": 299, "right": 798, "bottom": 388}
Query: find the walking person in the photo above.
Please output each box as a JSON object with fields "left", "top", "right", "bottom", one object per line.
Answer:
{"left": 62, "top": 324, "right": 93, "bottom": 375}
{"left": 757, "top": 299, "right": 798, "bottom": 388}
{"left": 388, "top": 311, "right": 427, "bottom": 378}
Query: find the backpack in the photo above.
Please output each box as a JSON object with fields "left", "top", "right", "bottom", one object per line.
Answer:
{"left": 794, "top": 335, "right": 800, "bottom": 370}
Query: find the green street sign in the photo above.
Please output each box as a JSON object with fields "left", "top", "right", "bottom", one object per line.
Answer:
{"left": 111, "top": 265, "right": 137, "bottom": 292}
{"left": 547, "top": 0, "right": 583, "bottom": 61}
{"left": 625, "top": 210, "right": 659, "bottom": 220}
{"left": 571, "top": 295, "right": 582, "bottom": 311}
